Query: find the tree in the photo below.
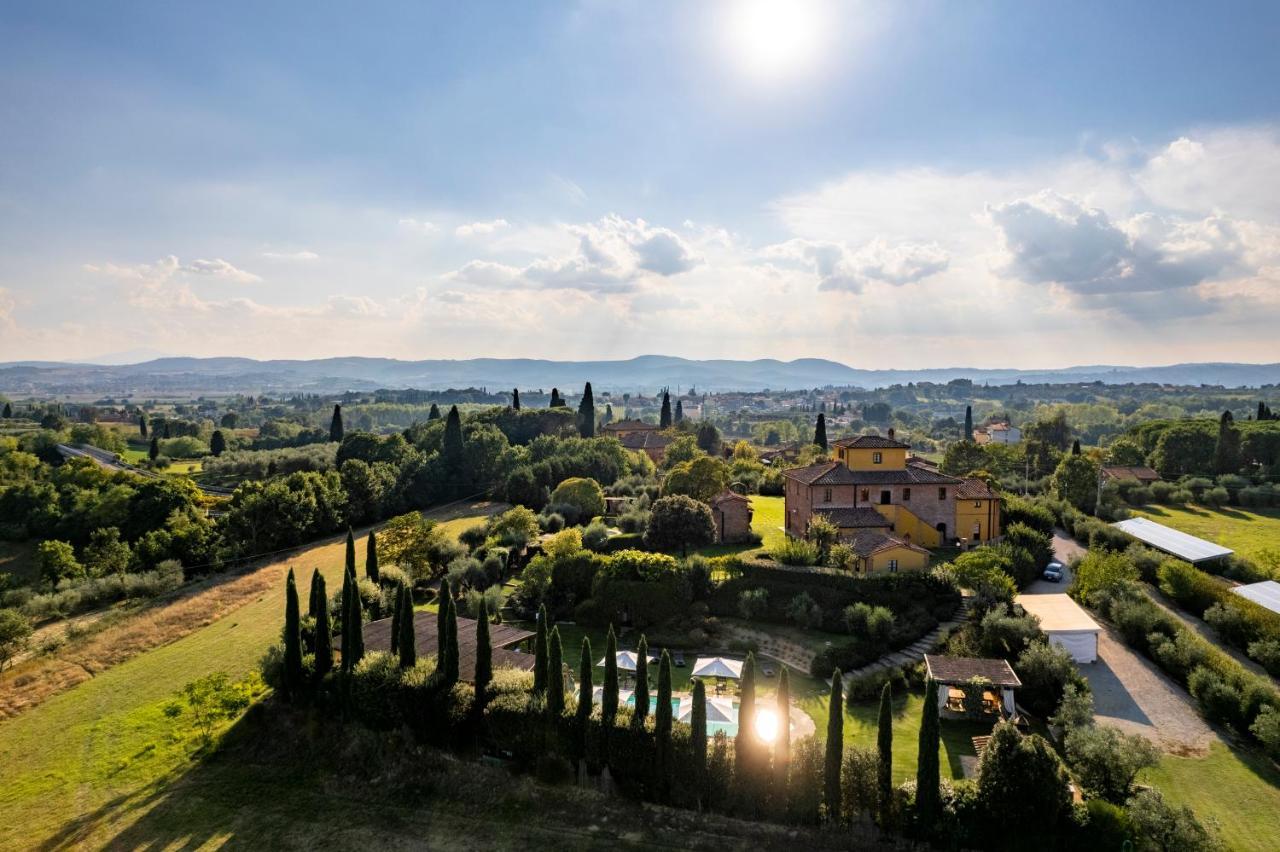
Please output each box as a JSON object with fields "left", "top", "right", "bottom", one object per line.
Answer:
{"left": 442, "top": 595, "right": 459, "bottom": 683}
{"left": 442, "top": 405, "right": 466, "bottom": 491}
{"left": 675, "top": 399, "right": 684, "bottom": 423}
{"left": 1214, "top": 410, "right": 1241, "bottom": 474}
{"left": 877, "top": 681, "right": 893, "bottom": 827}
{"left": 84, "top": 527, "right": 131, "bottom": 577}
{"left": 633, "top": 635, "right": 650, "bottom": 727}
{"left": 475, "top": 597, "right": 492, "bottom": 709}
{"left": 340, "top": 568, "right": 364, "bottom": 671}
{"left": 549, "top": 476, "right": 606, "bottom": 519}
{"left": 546, "top": 626, "right": 565, "bottom": 715}
{"left": 940, "top": 440, "right": 989, "bottom": 476}
{"left": 736, "top": 651, "right": 757, "bottom": 794}
{"left": 37, "top": 540, "right": 82, "bottom": 586}
{"left": 1072, "top": 549, "right": 1138, "bottom": 602}
{"left": 163, "top": 672, "right": 254, "bottom": 747}
{"left": 695, "top": 421, "right": 722, "bottom": 456}
{"left": 345, "top": 527, "right": 356, "bottom": 577}
{"left": 390, "top": 583, "right": 403, "bottom": 656}
{"left": 691, "top": 677, "right": 708, "bottom": 808}
{"left": 814, "top": 413, "right": 828, "bottom": 451}
{"left": 1071, "top": 438, "right": 1081, "bottom": 455}
{"left": 283, "top": 568, "right": 303, "bottom": 700}
{"left": 660, "top": 391, "right": 672, "bottom": 428}
{"left": 511, "top": 388, "right": 521, "bottom": 410}
{"left": 577, "top": 381, "right": 596, "bottom": 438}
{"left": 138, "top": 414, "right": 146, "bottom": 437}
{"left": 1126, "top": 788, "right": 1221, "bottom": 852}
{"left": 774, "top": 667, "right": 791, "bottom": 802}
{"left": 975, "top": 723, "right": 1071, "bottom": 835}
{"left": 964, "top": 405, "right": 974, "bottom": 441}
{"left": 0, "top": 608, "right": 33, "bottom": 673}
{"left": 915, "top": 678, "right": 941, "bottom": 828}
{"left": 1064, "top": 724, "right": 1160, "bottom": 804}
{"left": 576, "top": 636, "right": 592, "bottom": 736}
{"left": 398, "top": 585, "right": 417, "bottom": 668}
{"left": 533, "top": 603, "right": 549, "bottom": 693}
{"left": 313, "top": 572, "right": 333, "bottom": 677}
{"left": 309, "top": 569, "right": 324, "bottom": 619}
{"left": 824, "top": 670, "right": 843, "bottom": 822}
{"left": 602, "top": 625, "right": 619, "bottom": 727}
{"left": 428, "top": 403, "right": 441, "bottom": 420}
{"left": 437, "top": 577, "right": 451, "bottom": 658}
{"left": 1052, "top": 453, "right": 1100, "bottom": 512}
{"left": 329, "top": 404, "right": 344, "bottom": 443}
{"left": 210, "top": 430, "right": 226, "bottom": 457}
{"left": 661, "top": 456, "right": 729, "bottom": 502}
{"left": 644, "top": 494, "right": 715, "bottom": 555}
{"left": 655, "top": 649, "right": 674, "bottom": 800}
{"left": 148, "top": 436, "right": 160, "bottom": 461}
{"left": 365, "top": 531, "right": 379, "bottom": 582}
{"left": 549, "top": 388, "right": 564, "bottom": 407}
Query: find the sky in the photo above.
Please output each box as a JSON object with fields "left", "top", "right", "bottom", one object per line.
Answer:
{"left": 1, "top": 0, "right": 1279, "bottom": 368}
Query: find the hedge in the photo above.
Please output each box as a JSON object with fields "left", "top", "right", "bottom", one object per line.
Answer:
{"left": 1157, "top": 558, "right": 1280, "bottom": 677}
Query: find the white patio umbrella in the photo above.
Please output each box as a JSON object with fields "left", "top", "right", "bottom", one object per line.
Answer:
{"left": 593, "top": 686, "right": 634, "bottom": 707}
{"left": 597, "top": 650, "right": 639, "bottom": 672}
{"left": 678, "top": 695, "right": 737, "bottom": 725}
{"left": 691, "top": 656, "right": 744, "bottom": 679}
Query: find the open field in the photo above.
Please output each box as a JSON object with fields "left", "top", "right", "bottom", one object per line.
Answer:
{"left": 1135, "top": 504, "right": 1280, "bottom": 567}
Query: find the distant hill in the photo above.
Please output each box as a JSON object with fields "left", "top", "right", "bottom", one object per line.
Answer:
{"left": 0, "top": 355, "right": 1276, "bottom": 395}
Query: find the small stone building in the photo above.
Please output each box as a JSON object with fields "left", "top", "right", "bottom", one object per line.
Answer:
{"left": 709, "top": 490, "right": 753, "bottom": 543}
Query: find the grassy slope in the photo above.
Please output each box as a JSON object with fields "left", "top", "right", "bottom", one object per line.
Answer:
{"left": 1135, "top": 504, "right": 1280, "bottom": 565}
{"left": 0, "top": 507, "right": 495, "bottom": 850}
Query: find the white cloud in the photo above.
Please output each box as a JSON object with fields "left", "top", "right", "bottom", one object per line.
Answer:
{"left": 398, "top": 218, "right": 439, "bottom": 235}
{"left": 455, "top": 218, "right": 510, "bottom": 238}
{"left": 185, "top": 258, "right": 261, "bottom": 283}
{"left": 84, "top": 255, "right": 260, "bottom": 285}
{"left": 759, "top": 238, "right": 948, "bottom": 292}
{"left": 262, "top": 250, "right": 320, "bottom": 261}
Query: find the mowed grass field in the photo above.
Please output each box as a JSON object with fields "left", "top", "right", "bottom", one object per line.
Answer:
{"left": 0, "top": 502, "right": 502, "bottom": 850}
{"left": 1135, "top": 504, "right": 1280, "bottom": 566}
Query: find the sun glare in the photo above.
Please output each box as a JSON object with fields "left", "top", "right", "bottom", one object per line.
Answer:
{"left": 755, "top": 707, "right": 779, "bottom": 744}
{"left": 723, "top": 0, "right": 826, "bottom": 82}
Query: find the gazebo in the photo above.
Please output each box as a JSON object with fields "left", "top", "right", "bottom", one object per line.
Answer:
{"left": 924, "top": 654, "right": 1021, "bottom": 720}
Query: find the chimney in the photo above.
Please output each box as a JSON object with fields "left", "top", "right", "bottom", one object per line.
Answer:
{"left": 887, "top": 428, "right": 896, "bottom": 441}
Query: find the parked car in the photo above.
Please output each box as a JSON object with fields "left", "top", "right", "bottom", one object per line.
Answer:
{"left": 1042, "top": 560, "right": 1065, "bottom": 582}
{"left": 674, "top": 652, "right": 686, "bottom": 668}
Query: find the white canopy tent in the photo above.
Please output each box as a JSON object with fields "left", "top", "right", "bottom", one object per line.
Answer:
{"left": 597, "top": 651, "right": 639, "bottom": 672}
{"left": 691, "top": 657, "right": 744, "bottom": 679}
{"left": 1015, "top": 593, "right": 1101, "bottom": 664}
{"left": 1111, "top": 517, "right": 1233, "bottom": 564}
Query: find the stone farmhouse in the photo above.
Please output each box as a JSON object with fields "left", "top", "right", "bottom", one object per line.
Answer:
{"left": 782, "top": 431, "right": 1001, "bottom": 568}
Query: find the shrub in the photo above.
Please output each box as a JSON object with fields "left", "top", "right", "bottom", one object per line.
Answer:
{"left": 785, "top": 593, "right": 822, "bottom": 629}
{"left": 1015, "top": 640, "right": 1083, "bottom": 718}
{"left": 772, "top": 537, "right": 820, "bottom": 566}
{"left": 539, "top": 512, "right": 565, "bottom": 533}
{"left": 1125, "top": 788, "right": 1221, "bottom": 852}
{"left": 842, "top": 602, "right": 894, "bottom": 643}
{"left": 549, "top": 477, "right": 606, "bottom": 522}
{"left": 581, "top": 519, "right": 611, "bottom": 552}
{"left": 1158, "top": 559, "right": 1223, "bottom": 617}
{"left": 1063, "top": 724, "right": 1159, "bottom": 804}
{"left": 737, "top": 588, "right": 769, "bottom": 619}
{"left": 643, "top": 495, "right": 715, "bottom": 555}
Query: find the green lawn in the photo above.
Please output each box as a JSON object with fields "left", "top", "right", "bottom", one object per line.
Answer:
{"left": 751, "top": 494, "right": 785, "bottom": 551}
{"left": 1135, "top": 504, "right": 1280, "bottom": 567}
{"left": 1141, "top": 741, "right": 1280, "bottom": 852}
{"left": 0, "top": 505, "right": 496, "bottom": 849}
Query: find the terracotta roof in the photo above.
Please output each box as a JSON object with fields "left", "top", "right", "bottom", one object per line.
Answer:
{"left": 841, "top": 466, "right": 962, "bottom": 486}
{"left": 814, "top": 506, "right": 892, "bottom": 529}
{"left": 831, "top": 433, "right": 910, "bottom": 450}
{"left": 364, "top": 611, "right": 536, "bottom": 681}
{"left": 603, "top": 419, "right": 658, "bottom": 432}
{"left": 1101, "top": 466, "right": 1161, "bottom": 482}
{"left": 782, "top": 460, "right": 861, "bottom": 485}
{"left": 956, "top": 478, "right": 999, "bottom": 499}
{"left": 907, "top": 455, "right": 939, "bottom": 470}
{"left": 848, "top": 530, "right": 929, "bottom": 557}
{"left": 710, "top": 489, "right": 749, "bottom": 505}
{"left": 617, "top": 431, "right": 674, "bottom": 451}
{"left": 924, "top": 654, "right": 1021, "bottom": 688}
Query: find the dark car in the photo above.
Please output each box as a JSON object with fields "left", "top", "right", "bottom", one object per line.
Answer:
{"left": 1042, "top": 560, "right": 1065, "bottom": 583}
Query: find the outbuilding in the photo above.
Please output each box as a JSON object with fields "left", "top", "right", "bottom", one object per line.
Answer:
{"left": 1231, "top": 580, "right": 1280, "bottom": 617}
{"left": 1014, "top": 593, "right": 1101, "bottom": 664}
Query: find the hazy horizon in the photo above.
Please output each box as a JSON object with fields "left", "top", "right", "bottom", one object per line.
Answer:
{"left": 2, "top": 2, "right": 1279, "bottom": 367}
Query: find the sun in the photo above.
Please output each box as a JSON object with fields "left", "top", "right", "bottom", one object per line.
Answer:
{"left": 755, "top": 707, "right": 780, "bottom": 744}
{"left": 723, "top": 0, "right": 826, "bottom": 82}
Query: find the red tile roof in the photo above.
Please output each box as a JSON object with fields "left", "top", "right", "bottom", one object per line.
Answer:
{"left": 925, "top": 654, "right": 1021, "bottom": 687}
{"left": 782, "top": 460, "right": 861, "bottom": 485}
{"left": 831, "top": 433, "right": 910, "bottom": 449}
{"left": 956, "top": 478, "right": 999, "bottom": 499}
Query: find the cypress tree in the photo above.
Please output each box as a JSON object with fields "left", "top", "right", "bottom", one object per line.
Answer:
{"left": 577, "top": 381, "right": 596, "bottom": 438}
{"left": 549, "top": 387, "right": 563, "bottom": 407}
{"left": 437, "top": 578, "right": 451, "bottom": 662}
{"left": 547, "top": 626, "right": 565, "bottom": 716}
{"left": 442, "top": 595, "right": 459, "bottom": 683}
{"left": 313, "top": 573, "right": 333, "bottom": 677}
{"left": 603, "top": 403, "right": 613, "bottom": 424}
{"left": 365, "top": 531, "right": 379, "bottom": 582}
{"left": 389, "top": 583, "right": 403, "bottom": 656}
{"left": 1071, "top": 438, "right": 1081, "bottom": 455}
{"left": 675, "top": 399, "right": 684, "bottom": 423}
{"left": 655, "top": 649, "right": 673, "bottom": 800}
{"left": 533, "top": 603, "right": 549, "bottom": 693}
{"left": 576, "top": 636, "right": 593, "bottom": 732}
{"left": 283, "top": 568, "right": 303, "bottom": 700}
{"left": 138, "top": 413, "right": 146, "bottom": 436}
{"left": 915, "top": 677, "right": 941, "bottom": 829}
{"left": 660, "top": 391, "right": 672, "bottom": 428}
{"left": 512, "top": 388, "right": 521, "bottom": 410}
{"left": 963, "top": 405, "right": 973, "bottom": 441}
{"left": 443, "top": 405, "right": 466, "bottom": 492}
{"left": 308, "top": 568, "right": 323, "bottom": 618}
{"left": 824, "top": 670, "right": 843, "bottom": 822}
{"left": 1215, "top": 410, "right": 1241, "bottom": 474}
{"left": 602, "top": 625, "right": 619, "bottom": 726}
{"left": 735, "top": 652, "right": 756, "bottom": 776}
{"left": 775, "top": 666, "right": 791, "bottom": 795}
{"left": 814, "top": 413, "right": 828, "bottom": 451}
{"left": 348, "top": 569, "right": 365, "bottom": 666}
{"left": 345, "top": 528, "right": 356, "bottom": 577}
{"left": 340, "top": 567, "right": 353, "bottom": 669}
{"left": 691, "top": 678, "right": 708, "bottom": 809}
{"left": 632, "top": 636, "right": 650, "bottom": 727}
{"left": 877, "top": 681, "right": 893, "bottom": 827}
{"left": 329, "top": 403, "right": 344, "bottom": 442}
{"left": 210, "top": 429, "right": 226, "bottom": 456}
{"left": 428, "top": 402, "right": 441, "bottom": 420}
{"left": 398, "top": 586, "right": 416, "bottom": 668}
{"left": 475, "top": 597, "right": 493, "bottom": 711}
{"left": 163, "top": 421, "right": 171, "bottom": 439}
{"left": 148, "top": 436, "right": 160, "bottom": 461}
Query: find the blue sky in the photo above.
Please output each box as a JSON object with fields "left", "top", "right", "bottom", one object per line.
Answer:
{"left": 2, "top": 1, "right": 1279, "bottom": 367}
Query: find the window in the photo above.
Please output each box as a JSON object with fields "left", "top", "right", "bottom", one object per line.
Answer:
{"left": 888, "top": 559, "right": 899, "bottom": 572}
{"left": 872, "top": 452, "right": 882, "bottom": 464}
{"left": 974, "top": 500, "right": 981, "bottom": 508}
{"left": 879, "top": 490, "right": 891, "bottom": 505}
{"left": 938, "top": 487, "right": 947, "bottom": 500}
{"left": 903, "top": 488, "right": 911, "bottom": 501}
{"left": 860, "top": 489, "right": 870, "bottom": 502}
{"left": 823, "top": 487, "right": 832, "bottom": 504}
